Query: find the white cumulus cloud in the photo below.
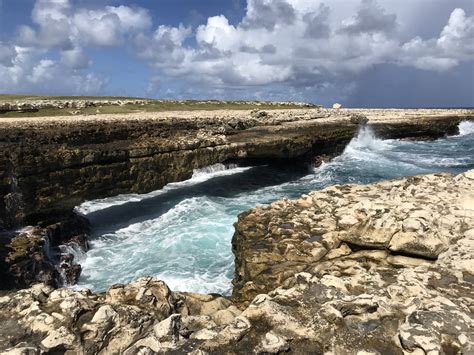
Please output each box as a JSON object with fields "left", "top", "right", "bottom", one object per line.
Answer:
{"left": 1, "top": 0, "right": 473, "bottom": 103}
{"left": 1, "top": 0, "right": 151, "bottom": 95}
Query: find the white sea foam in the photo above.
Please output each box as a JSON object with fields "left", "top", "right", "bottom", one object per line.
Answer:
{"left": 345, "top": 126, "right": 393, "bottom": 152}
{"left": 75, "top": 163, "right": 251, "bottom": 215}
{"left": 458, "top": 120, "right": 474, "bottom": 136}
{"left": 191, "top": 163, "right": 239, "bottom": 178}
{"left": 75, "top": 195, "right": 236, "bottom": 294}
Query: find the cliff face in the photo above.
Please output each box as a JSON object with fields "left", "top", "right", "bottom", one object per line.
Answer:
{"left": 1, "top": 170, "right": 472, "bottom": 354}
{"left": 0, "top": 108, "right": 471, "bottom": 230}
{"left": 0, "top": 108, "right": 472, "bottom": 292}
{"left": 0, "top": 110, "right": 356, "bottom": 229}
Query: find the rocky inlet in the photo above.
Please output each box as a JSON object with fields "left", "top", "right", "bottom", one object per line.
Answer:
{"left": 0, "top": 169, "right": 473, "bottom": 354}
{"left": 0, "top": 107, "right": 473, "bottom": 354}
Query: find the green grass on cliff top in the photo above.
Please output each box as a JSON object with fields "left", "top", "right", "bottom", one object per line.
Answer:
{"left": 0, "top": 94, "right": 318, "bottom": 118}
{"left": 0, "top": 94, "right": 150, "bottom": 101}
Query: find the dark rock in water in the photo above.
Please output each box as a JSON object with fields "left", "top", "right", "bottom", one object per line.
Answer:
{"left": 60, "top": 261, "right": 82, "bottom": 285}
{"left": 313, "top": 153, "right": 333, "bottom": 167}
{"left": 0, "top": 216, "right": 89, "bottom": 290}
{"left": 0, "top": 228, "right": 59, "bottom": 289}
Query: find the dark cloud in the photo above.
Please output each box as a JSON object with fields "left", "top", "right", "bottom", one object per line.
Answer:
{"left": 339, "top": 0, "right": 397, "bottom": 35}
{"left": 261, "top": 44, "right": 276, "bottom": 54}
{"left": 303, "top": 3, "right": 331, "bottom": 39}
{"left": 345, "top": 62, "right": 474, "bottom": 108}
{"left": 242, "top": 0, "right": 296, "bottom": 30}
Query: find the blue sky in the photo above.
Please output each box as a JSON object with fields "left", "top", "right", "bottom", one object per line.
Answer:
{"left": 0, "top": 0, "right": 473, "bottom": 107}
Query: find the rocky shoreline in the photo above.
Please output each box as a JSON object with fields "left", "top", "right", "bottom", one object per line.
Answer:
{"left": 0, "top": 107, "right": 473, "bottom": 353}
{"left": 1, "top": 170, "right": 472, "bottom": 354}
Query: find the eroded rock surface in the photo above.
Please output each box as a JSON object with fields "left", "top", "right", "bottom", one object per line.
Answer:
{"left": 232, "top": 170, "right": 474, "bottom": 303}
{"left": 1, "top": 170, "right": 473, "bottom": 354}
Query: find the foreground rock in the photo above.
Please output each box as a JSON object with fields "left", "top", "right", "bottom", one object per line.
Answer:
{"left": 1, "top": 170, "right": 473, "bottom": 354}
{"left": 0, "top": 277, "right": 240, "bottom": 354}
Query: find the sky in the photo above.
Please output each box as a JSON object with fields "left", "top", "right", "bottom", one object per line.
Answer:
{"left": 0, "top": 0, "right": 473, "bottom": 107}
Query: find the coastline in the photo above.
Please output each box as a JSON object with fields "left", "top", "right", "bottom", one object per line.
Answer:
{"left": 0, "top": 107, "right": 473, "bottom": 353}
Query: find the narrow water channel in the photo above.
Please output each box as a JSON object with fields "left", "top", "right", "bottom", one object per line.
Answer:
{"left": 72, "top": 122, "right": 474, "bottom": 295}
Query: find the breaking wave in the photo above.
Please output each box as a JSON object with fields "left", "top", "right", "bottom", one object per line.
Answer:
{"left": 75, "top": 163, "right": 252, "bottom": 215}
{"left": 458, "top": 120, "right": 474, "bottom": 136}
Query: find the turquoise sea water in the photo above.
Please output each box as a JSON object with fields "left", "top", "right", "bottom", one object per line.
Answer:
{"left": 73, "top": 121, "right": 474, "bottom": 294}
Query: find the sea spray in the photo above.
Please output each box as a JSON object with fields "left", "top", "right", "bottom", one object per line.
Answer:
{"left": 458, "top": 120, "right": 474, "bottom": 136}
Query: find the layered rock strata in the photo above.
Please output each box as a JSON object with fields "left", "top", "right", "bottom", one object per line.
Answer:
{"left": 1, "top": 108, "right": 471, "bottom": 229}
{"left": 0, "top": 108, "right": 472, "bottom": 290}
{"left": 0, "top": 170, "right": 473, "bottom": 354}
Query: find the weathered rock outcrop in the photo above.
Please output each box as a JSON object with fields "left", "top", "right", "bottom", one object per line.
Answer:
{"left": 0, "top": 107, "right": 471, "bottom": 290}
{"left": 0, "top": 99, "right": 150, "bottom": 113}
{"left": 232, "top": 170, "right": 474, "bottom": 304}
{"left": 0, "top": 109, "right": 355, "bottom": 229}
{"left": 0, "top": 277, "right": 239, "bottom": 354}
{"left": 0, "top": 99, "right": 317, "bottom": 114}
{"left": 0, "top": 170, "right": 473, "bottom": 354}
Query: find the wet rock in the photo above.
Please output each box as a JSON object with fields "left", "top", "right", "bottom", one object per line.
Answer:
{"left": 0, "top": 218, "right": 89, "bottom": 290}
{"left": 0, "top": 228, "right": 59, "bottom": 289}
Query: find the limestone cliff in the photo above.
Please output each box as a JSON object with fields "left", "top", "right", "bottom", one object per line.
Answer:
{"left": 1, "top": 108, "right": 471, "bottom": 229}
